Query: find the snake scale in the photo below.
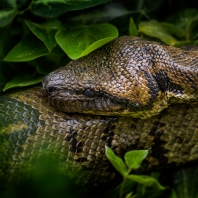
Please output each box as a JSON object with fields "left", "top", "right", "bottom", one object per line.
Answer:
{"left": 1, "top": 36, "right": 198, "bottom": 188}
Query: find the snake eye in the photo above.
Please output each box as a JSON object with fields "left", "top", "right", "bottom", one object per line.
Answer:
{"left": 47, "top": 86, "right": 57, "bottom": 95}
{"left": 84, "top": 89, "right": 95, "bottom": 97}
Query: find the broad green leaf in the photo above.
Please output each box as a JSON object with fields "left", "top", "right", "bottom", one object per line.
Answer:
{"left": 0, "top": 0, "right": 26, "bottom": 9}
{"left": 160, "top": 23, "right": 186, "bottom": 38}
{"left": 129, "top": 17, "right": 138, "bottom": 36}
{"left": 70, "top": 3, "right": 132, "bottom": 25}
{"left": 150, "top": 172, "right": 160, "bottom": 180}
{"left": 124, "top": 150, "right": 148, "bottom": 170}
{"left": 3, "top": 71, "right": 43, "bottom": 91}
{"left": 128, "top": 174, "right": 165, "bottom": 191}
{"left": 31, "top": 0, "right": 111, "bottom": 17}
{"left": 30, "top": 46, "right": 70, "bottom": 75}
{"left": 55, "top": 23, "right": 118, "bottom": 59}
{"left": 0, "top": 9, "right": 18, "bottom": 27}
{"left": 105, "top": 146, "right": 127, "bottom": 177}
{"left": 42, "top": 19, "right": 63, "bottom": 30}
{"left": 139, "top": 20, "right": 178, "bottom": 45}
{"left": 4, "top": 34, "right": 49, "bottom": 62}
{"left": 25, "top": 20, "right": 60, "bottom": 52}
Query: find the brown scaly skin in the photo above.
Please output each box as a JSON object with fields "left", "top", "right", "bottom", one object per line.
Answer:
{"left": 1, "top": 88, "right": 198, "bottom": 187}
{"left": 43, "top": 36, "right": 198, "bottom": 119}
{"left": 1, "top": 36, "right": 198, "bottom": 187}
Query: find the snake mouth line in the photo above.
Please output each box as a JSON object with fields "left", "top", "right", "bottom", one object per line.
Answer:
{"left": 45, "top": 87, "right": 159, "bottom": 118}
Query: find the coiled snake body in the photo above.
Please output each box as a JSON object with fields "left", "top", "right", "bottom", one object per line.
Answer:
{"left": 1, "top": 36, "right": 198, "bottom": 187}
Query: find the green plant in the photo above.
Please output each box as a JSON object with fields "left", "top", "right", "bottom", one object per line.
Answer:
{"left": 105, "top": 147, "right": 177, "bottom": 198}
{"left": 1, "top": 0, "right": 198, "bottom": 93}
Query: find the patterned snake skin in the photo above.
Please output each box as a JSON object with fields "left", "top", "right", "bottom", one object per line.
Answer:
{"left": 1, "top": 36, "right": 198, "bottom": 188}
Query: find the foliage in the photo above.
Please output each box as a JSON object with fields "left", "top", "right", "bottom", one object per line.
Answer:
{"left": 105, "top": 147, "right": 176, "bottom": 198}
{"left": 1, "top": 0, "right": 198, "bottom": 93}
{"left": 1, "top": 0, "right": 198, "bottom": 198}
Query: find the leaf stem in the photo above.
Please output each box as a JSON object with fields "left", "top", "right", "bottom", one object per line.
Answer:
{"left": 120, "top": 177, "right": 126, "bottom": 198}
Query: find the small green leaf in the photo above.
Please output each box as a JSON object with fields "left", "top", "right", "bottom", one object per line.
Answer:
{"left": 139, "top": 20, "right": 178, "bottom": 45}
{"left": 3, "top": 71, "right": 43, "bottom": 91}
{"left": 128, "top": 174, "right": 165, "bottom": 191}
{"left": 124, "top": 150, "right": 148, "bottom": 170}
{"left": 4, "top": 34, "right": 49, "bottom": 62}
{"left": 105, "top": 146, "right": 127, "bottom": 177}
{"left": 129, "top": 17, "right": 138, "bottom": 36}
{"left": 55, "top": 23, "right": 118, "bottom": 59}
{"left": 25, "top": 20, "right": 60, "bottom": 52}
{"left": 0, "top": 9, "right": 18, "bottom": 27}
{"left": 31, "top": 0, "right": 111, "bottom": 17}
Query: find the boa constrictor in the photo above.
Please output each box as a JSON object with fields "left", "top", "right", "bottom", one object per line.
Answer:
{"left": 1, "top": 36, "right": 198, "bottom": 188}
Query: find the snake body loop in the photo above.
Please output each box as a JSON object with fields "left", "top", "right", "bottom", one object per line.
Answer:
{"left": 1, "top": 36, "right": 198, "bottom": 187}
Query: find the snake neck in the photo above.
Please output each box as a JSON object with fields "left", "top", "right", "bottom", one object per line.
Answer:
{"left": 149, "top": 44, "right": 198, "bottom": 103}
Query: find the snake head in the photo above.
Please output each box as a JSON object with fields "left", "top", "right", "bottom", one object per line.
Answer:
{"left": 42, "top": 36, "right": 176, "bottom": 118}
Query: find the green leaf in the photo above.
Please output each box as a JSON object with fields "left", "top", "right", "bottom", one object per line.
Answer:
{"left": 124, "top": 150, "right": 148, "bottom": 170}
{"left": 128, "top": 174, "right": 165, "bottom": 191}
{"left": 129, "top": 17, "right": 138, "bottom": 36}
{"left": 139, "top": 20, "right": 178, "bottom": 45}
{"left": 4, "top": 34, "right": 49, "bottom": 62}
{"left": 31, "top": 0, "right": 111, "bottom": 18}
{"left": 160, "top": 23, "right": 186, "bottom": 38}
{"left": 55, "top": 23, "right": 118, "bottom": 59}
{"left": 0, "top": 9, "right": 18, "bottom": 27}
{"left": 105, "top": 146, "right": 127, "bottom": 177}
{"left": 3, "top": 71, "right": 43, "bottom": 91}
{"left": 30, "top": 46, "right": 70, "bottom": 75}
{"left": 25, "top": 20, "right": 60, "bottom": 52}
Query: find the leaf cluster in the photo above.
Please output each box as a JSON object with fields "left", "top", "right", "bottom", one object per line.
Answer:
{"left": 105, "top": 147, "right": 176, "bottom": 198}
{"left": 1, "top": 0, "right": 198, "bottom": 93}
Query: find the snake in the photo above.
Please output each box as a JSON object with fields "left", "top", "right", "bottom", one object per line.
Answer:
{"left": 1, "top": 36, "right": 198, "bottom": 189}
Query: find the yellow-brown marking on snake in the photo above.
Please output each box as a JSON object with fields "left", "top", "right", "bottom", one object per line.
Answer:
{"left": 0, "top": 122, "right": 29, "bottom": 133}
